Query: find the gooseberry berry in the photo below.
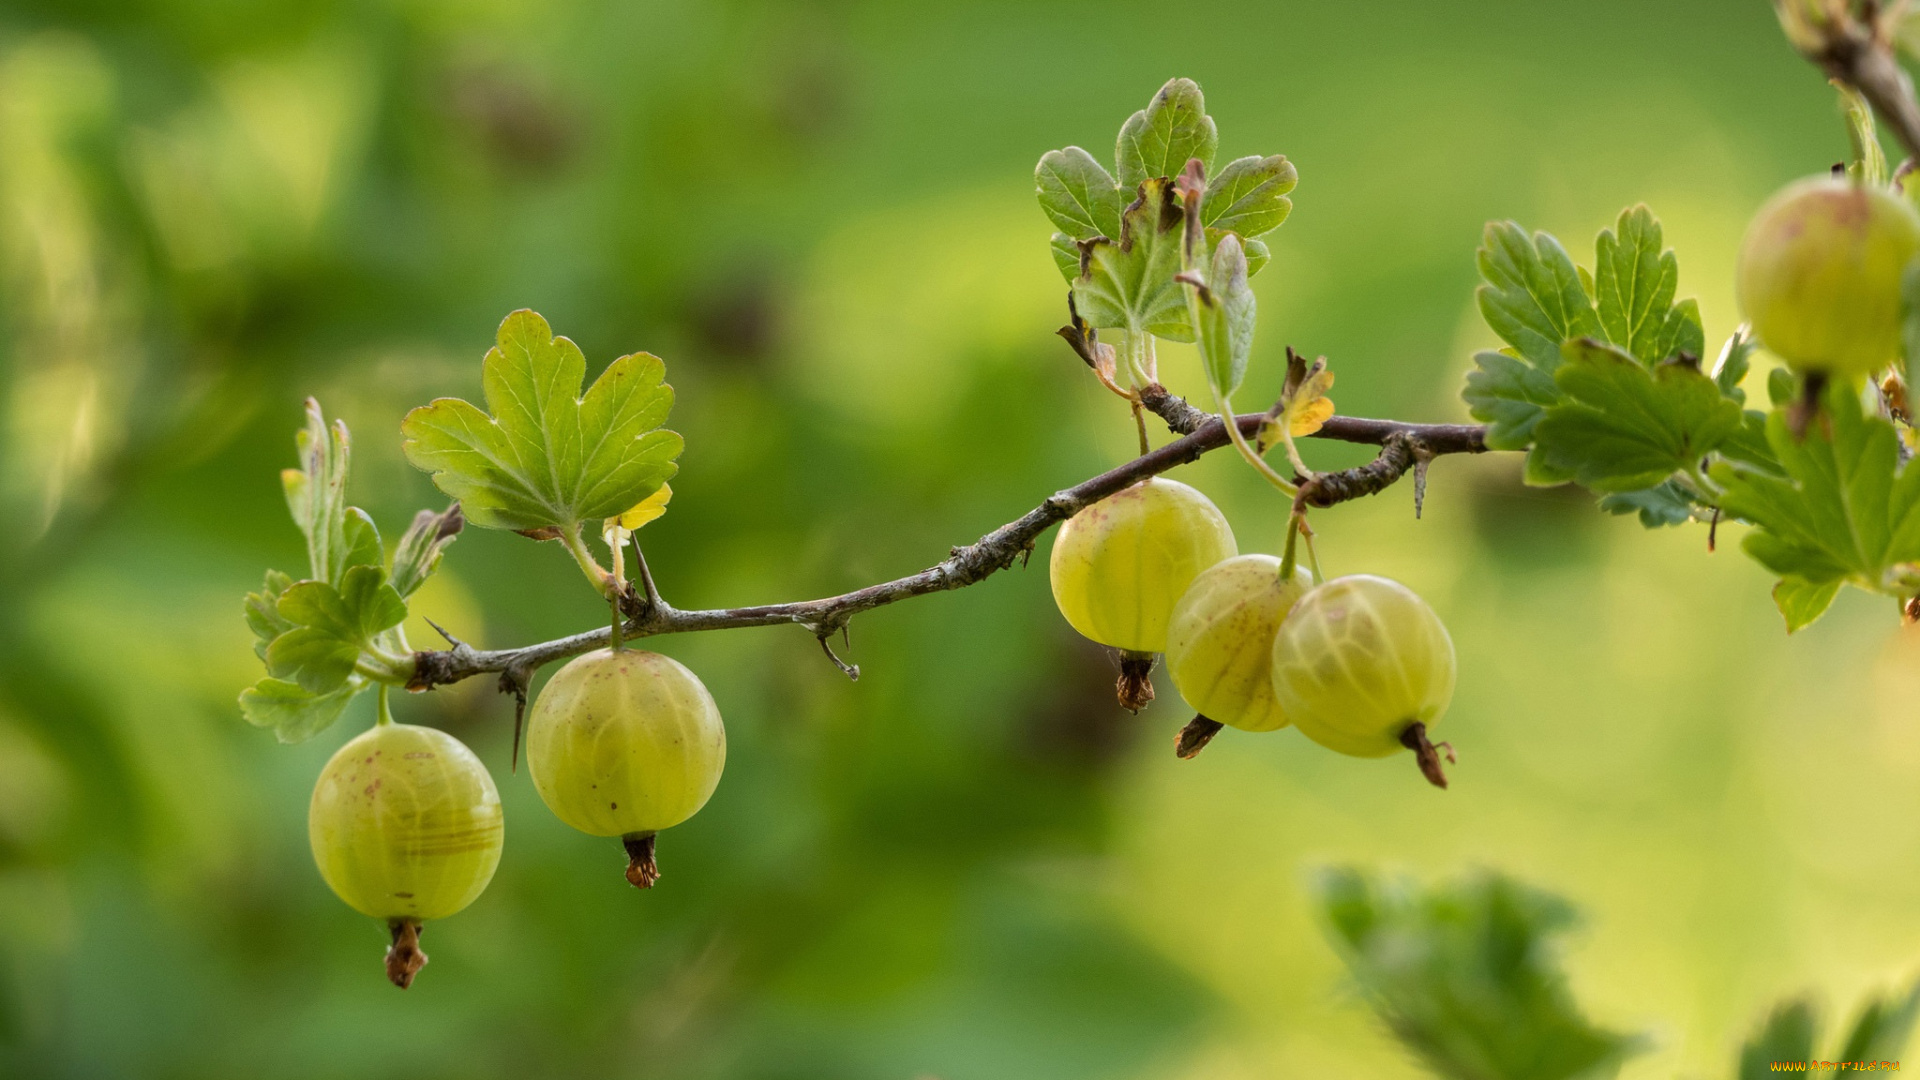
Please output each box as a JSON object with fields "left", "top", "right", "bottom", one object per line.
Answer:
{"left": 1164, "top": 554, "right": 1313, "bottom": 755}
{"left": 1049, "top": 477, "right": 1236, "bottom": 709}
{"left": 1736, "top": 175, "right": 1920, "bottom": 380}
{"left": 308, "top": 721, "right": 504, "bottom": 988}
{"left": 1268, "top": 574, "right": 1457, "bottom": 787}
{"left": 526, "top": 647, "right": 726, "bottom": 888}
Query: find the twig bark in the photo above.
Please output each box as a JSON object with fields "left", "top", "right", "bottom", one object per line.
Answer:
{"left": 408, "top": 395, "right": 1488, "bottom": 691}
{"left": 1781, "top": 0, "right": 1920, "bottom": 161}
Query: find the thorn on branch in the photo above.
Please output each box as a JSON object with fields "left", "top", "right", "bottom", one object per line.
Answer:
{"left": 813, "top": 625, "right": 860, "bottom": 680}
{"left": 1412, "top": 450, "right": 1433, "bottom": 519}
{"left": 499, "top": 666, "right": 532, "bottom": 772}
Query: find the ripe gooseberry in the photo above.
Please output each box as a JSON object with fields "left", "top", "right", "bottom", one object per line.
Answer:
{"left": 526, "top": 648, "right": 726, "bottom": 889}
{"left": 1268, "top": 574, "right": 1457, "bottom": 788}
{"left": 309, "top": 719, "right": 504, "bottom": 988}
{"left": 1164, "top": 554, "right": 1313, "bottom": 757}
{"left": 1736, "top": 176, "right": 1920, "bottom": 383}
{"left": 1049, "top": 477, "right": 1236, "bottom": 710}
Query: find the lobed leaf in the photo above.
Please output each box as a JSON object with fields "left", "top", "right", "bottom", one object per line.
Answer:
{"left": 1533, "top": 340, "right": 1743, "bottom": 492}
{"left": 1189, "top": 234, "right": 1256, "bottom": 400}
{"left": 1593, "top": 205, "right": 1703, "bottom": 366}
{"left": 1772, "top": 576, "right": 1842, "bottom": 634}
{"left": 1463, "top": 349, "right": 1561, "bottom": 451}
{"left": 1317, "top": 867, "right": 1644, "bottom": 1080}
{"left": 1071, "top": 178, "right": 1193, "bottom": 341}
{"left": 1036, "top": 146, "right": 1123, "bottom": 241}
{"left": 1598, "top": 480, "right": 1697, "bottom": 528}
{"left": 239, "top": 677, "right": 362, "bottom": 744}
{"left": 266, "top": 565, "right": 407, "bottom": 694}
{"left": 1200, "top": 154, "right": 1296, "bottom": 238}
{"left": 1713, "top": 382, "right": 1920, "bottom": 615}
{"left": 244, "top": 569, "right": 297, "bottom": 660}
{"left": 1477, "top": 221, "right": 1601, "bottom": 373}
{"left": 401, "top": 309, "right": 683, "bottom": 535}
{"left": 1738, "top": 1000, "right": 1818, "bottom": 1079}
{"left": 282, "top": 399, "right": 383, "bottom": 587}
{"left": 1116, "top": 78, "right": 1217, "bottom": 191}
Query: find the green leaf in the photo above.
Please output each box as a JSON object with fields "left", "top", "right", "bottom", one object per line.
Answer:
{"left": 1049, "top": 233, "right": 1079, "bottom": 282}
{"left": 389, "top": 503, "right": 463, "bottom": 599}
{"left": 266, "top": 564, "right": 407, "bottom": 694}
{"left": 1200, "top": 154, "right": 1295, "bottom": 238}
{"left": 1463, "top": 349, "right": 1561, "bottom": 451}
{"left": 1839, "top": 82, "right": 1889, "bottom": 187}
{"left": 1533, "top": 340, "right": 1744, "bottom": 491}
{"left": 1767, "top": 366, "right": 1797, "bottom": 407}
{"left": 1477, "top": 221, "right": 1602, "bottom": 372}
{"left": 244, "top": 569, "right": 296, "bottom": 661}
{"left": 1714, "top": 327, "right": 1756, "bottom": 404}
{"left": 1772, "top": 576, "right": 1842, "bottom": 633}
{"left": 1116, "top": 78, "right": 1217, "bottom": 191}
{"left": 401, "top": 309, "right": 684, "bottom": 535}
{"left": 1188, "top": 234, "right": 1255, "bottom": 399}
{"left": 1238, "top": 235, "right": 1270, "bottom": 277}
{"left": 1593, "top": 205, "right": 1702, "bottom": 365}
{"left": 1071, "top": 178, "right": 1192, "bottom": 341}
{"left": 239, "top": 677, "right": 362, "bottom": 744}
{"left": 1317, "top": 867, "right": 1644, "bottom": 1080}
{"left": 1599, "top": 480, "right": 1696, "bottom": 528}
{"left": 1720, "top": 409, "right": 1782, "bottom": 475}
{"left": 1738, "top": 999, "right": 1818, "bottom": 1080}
{"left": 1833, "top": 976, "right": 1920, "bottom": 1064}
{"left": 281, "top": 399, "right": 382, "bottom": 587}
{"left": 1035, "top": 146, "right": 1122, "bottom": 241}
{"left": 1713, "top": 381, "right": 1920, "bottom": 596}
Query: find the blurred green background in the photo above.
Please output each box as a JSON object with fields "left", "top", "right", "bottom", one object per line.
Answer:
{"left": 0, "top": 0, "right": 1907, "bottom": 1076}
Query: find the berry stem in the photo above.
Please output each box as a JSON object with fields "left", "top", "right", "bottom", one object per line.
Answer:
{"left": 1398, "top": 721, "right": 1455, "bottom": 789}
{"left": 1175, "top": 715, "right": 1224, "bottom": 758}
{"left": 385, "top": 918, "right": 427, "bottom": 989}
{"left": 559, "top": 522, "right": 616, "bottom": 598}
{"left": 375, "top": 684, "right": 394, "bottom": 727}
{"left": 623, "top": 832, "right": 660, "bottom": 889}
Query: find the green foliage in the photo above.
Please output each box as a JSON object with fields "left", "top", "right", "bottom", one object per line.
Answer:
{"left": 1713, "top": 381, "right": 1920, "bottom": 607}
{"left": 1071, "top": 179, "right": 1194, "bottom": 341}
{"left": 1201, "top": 154, "right": 1296, "bottom": 236}
{"left": 1735, "top": 977, "right": 1920, "bottom": 1077}
{"left": 1597, "top": 480, "right": 1698, "bottom": 527}
{"left": 242, "top": 400, "right": 463, "bottom": 742}
{"left": 265, "top": 565, "right": 407, "bottom": 694}
{"left": 401, "top": 309, "right": 683, "bottom": 536}
{"left": 1533, "top": 340, "right": 1742, "bottom": 492}
{"left": 1593, "top": 206, "right": 1705, "bottom": 368}
{"left": 1189, "top": 234, "right": 1256, "bottom": 400}
{"left": 1036, "top": 77, "right": 1288, "bottom": 356}
{"left": 1317, "top": 867, "right": 1643, "bottom": 1080}
{"left": 1115, "top": 78, "right": 1217, "bottom": 192}
{"left": 1464, "top": 207, "right": 1710, "bottom": 492}
{"left": 282, "top": 399, "right": 382, "bottom": 588}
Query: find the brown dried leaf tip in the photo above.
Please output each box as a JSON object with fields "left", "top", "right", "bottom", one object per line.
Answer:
{"left": 1399, "top": 722, "right": 1455, "bottom": 789}
{"left": 386, "top": 919, "right": 428, "bottom": 989}
{"left": 1116, "top": 650, "right": 1157, "bottom": 713}
{"left": 1175, "top": 715, "right": 1224, "bottom": 759}
{"left": 624, "top": 832, "right": 660, "bottom": 889}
